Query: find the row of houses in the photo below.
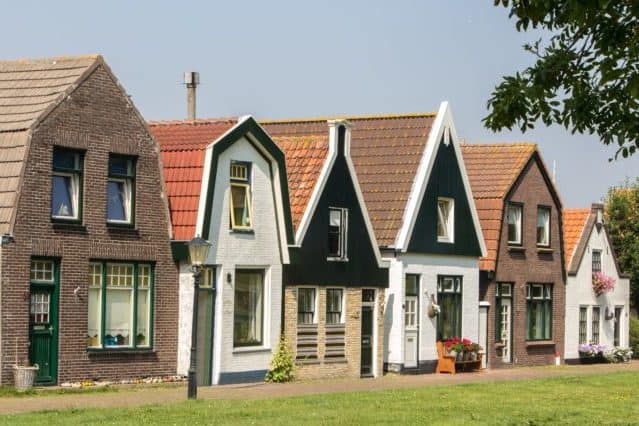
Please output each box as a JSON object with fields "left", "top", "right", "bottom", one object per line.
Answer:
{"left": 0, "top": 55, "right": 629, "bottom": 386}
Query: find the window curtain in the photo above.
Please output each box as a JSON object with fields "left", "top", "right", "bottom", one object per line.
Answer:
{"left": 247, "top": 273, "right": 263, "bottom": 342}
{"left": 508, "top": 207, "right": 521, "bottom": 241}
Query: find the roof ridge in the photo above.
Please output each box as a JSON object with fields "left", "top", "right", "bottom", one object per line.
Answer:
{"left": 148, "top": 117, "right": 239, "bottom": 126}
{"left": 260, "top": 111, "right": 436, "bottom": 124}
{"left": 564, "top": 207, "right": 591, "bottom": 213}
{"left": 0, "top": 54, "right": 101, "bottom": 65}
{"left": 461, "top": 142, "right": 538, "bottom": 149}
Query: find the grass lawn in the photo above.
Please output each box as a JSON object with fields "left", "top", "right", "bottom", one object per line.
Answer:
{"left": 2, "top": 371, "right": 638, "bottom": 425}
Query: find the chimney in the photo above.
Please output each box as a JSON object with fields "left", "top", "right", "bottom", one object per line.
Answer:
{"left": 592, "top": 203, "right": 604, "bottom": 227}
{"left": 184, "top": 71, "right": 200, "bottom": 120}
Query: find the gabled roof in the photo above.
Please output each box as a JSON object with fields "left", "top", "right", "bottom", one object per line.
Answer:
{"left": 0, "top": 55, "right": 102, "bottom": 236}
{"left": 262, "top": 113, "right": 436, "bottom": 246}
{"left": 563, "top": 208, "right": 590, "bottom": 269}
{"left": 149, "top": 118, "right": 238, "bottom": 240}
{"left": 461, "top": 143, "right": 552, "bottom": 271}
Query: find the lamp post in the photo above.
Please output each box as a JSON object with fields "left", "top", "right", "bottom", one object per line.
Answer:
{"left": 187, "top": 236, "right": 212, "bottom": 400}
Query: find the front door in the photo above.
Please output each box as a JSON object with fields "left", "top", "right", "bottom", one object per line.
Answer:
{"left": 500, "top": 299, "right": 512, "bottom": 363}
{"left": 404, "top": 296, "right": 418, "bottom": 368}
{"left": 28, "top": 259, "right": 59, "bottom": 385}
{"left": 360, "top": 289, "right": 376, "bottom": 377}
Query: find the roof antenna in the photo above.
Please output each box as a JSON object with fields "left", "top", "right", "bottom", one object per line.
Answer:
{"left": 184, "top": 71, "right": 200, "bottom": 120}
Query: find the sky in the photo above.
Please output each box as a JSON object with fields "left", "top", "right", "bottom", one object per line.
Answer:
{"left": 2, "top": 1, "right": 637, "bottom": 207}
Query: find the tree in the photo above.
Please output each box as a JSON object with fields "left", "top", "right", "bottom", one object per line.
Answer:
{"left": 485, "top": 1, "right": 639, "bottom": 159}
{"left": 605, "top": 179, "right": 639, "bottom": 310}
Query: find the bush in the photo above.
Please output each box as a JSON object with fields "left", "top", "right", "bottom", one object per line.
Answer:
{"left": 630, "top": 315, "right": 639, "bottom": 357}
{"left": 265, "top": 336, "right": 295, "bottom": 383}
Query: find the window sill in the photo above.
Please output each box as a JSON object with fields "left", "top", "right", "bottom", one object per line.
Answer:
{"left": 232, "top": 346, "right": 270, "bottom": 354}
{"left": 437, "top": 238, "right": 454, "bottom": 244}
{"left": 537, "top": 247, "right": 553, "bottom": 254}
{"left": 107, "top": 221, "right": 136, "bottom": 229}
{"left": 52, "top": 222, "right": 87, "bottom": 232}
{"left": 508, "top": 246, "right": 525, "bottom": 253}
{"left": 107, "top": 225, "right": 139, "bottom": 236}
{"left": 525, "top": 340, "right": 555, "bottom": 347}
{"left": 327, "top": 257, "right": 349, "bottom": 262}
{"left": 229, "top": 228, "right": 254, "bottom": 235}
{"left": 87, "top": 347, "right": 154, "bottom": 354}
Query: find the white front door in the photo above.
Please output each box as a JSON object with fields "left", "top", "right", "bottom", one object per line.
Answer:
{"left": 404, "top": 296, "right": 418, "bottom": 368}
{"left": 500, "top": 299, "right": 512, "bottom": 363}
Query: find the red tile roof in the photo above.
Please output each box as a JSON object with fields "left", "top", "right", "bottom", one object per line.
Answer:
{"left": 149, "top": 118, "right": 238, "bottom": 240}
{"left": 461, "top": 143, "right": 538, "bottom": 271}
{"left": 563, "top": 208, "right": 590, "bottom": 268}
{"left": 262, "top": 113, "right": 436, "bottom": 245}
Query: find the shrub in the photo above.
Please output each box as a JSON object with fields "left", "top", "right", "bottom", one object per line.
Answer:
{"left": 630, "top": 315, "right": 639, "bottom": 357}
{"left": 265, "top": 336, "right": 295, "bottom": 383}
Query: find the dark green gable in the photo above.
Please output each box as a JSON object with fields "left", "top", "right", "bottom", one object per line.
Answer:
{"left": 407, "top": 137, "right": 482, "bottom": 256}
{"left": 285, "top": 133, "right": 388, "bottom": 288}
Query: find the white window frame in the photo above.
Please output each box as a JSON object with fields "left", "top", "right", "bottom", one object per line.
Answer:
{"left": 326, "top": 287, "right": 345, "bottom": 325}
{"left": 437, "top": 197, "right": 454, "bottom": 243}
{"left": 327, "top": 207, "right": 348, "bottom": 261}
{"left": 107, "top": 176, "right": 133, "bottom": 224}
{"left": 297, "top": 286, "right": 319, "bottom": 325}
{"left": 536, "top": 206, "right": 551, "bottom": 247}
{"left": 507, "top": 203, "right": 523, "bottom": 245}
{"left": 51, "top": 171, "right": 80, "bottom": 220}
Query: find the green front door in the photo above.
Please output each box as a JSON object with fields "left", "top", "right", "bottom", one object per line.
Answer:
{"left": 196, "top": 267, "right": 215, "bottom": 386}
{"left": 29, "top": 259, "right": 59, "bottom": 385}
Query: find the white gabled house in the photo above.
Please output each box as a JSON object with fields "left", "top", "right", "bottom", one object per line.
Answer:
{"left": 563, "top": 204, "right": 630, "bottom": 360}
{"left": 151, "top": 116, "right": 294, "bottom": 384}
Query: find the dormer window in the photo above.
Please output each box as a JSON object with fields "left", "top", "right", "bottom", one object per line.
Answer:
{"left": 328, "top": 207, "right": 348, "bottom": 260}
{"left": 229, "top": 162, "right": 252, "bottom": 230}
{"left": 437, "top": 198, "right": 454, "bottom": 243}
{"left": 507, "top": 203, "right": 523, "bottom": 245}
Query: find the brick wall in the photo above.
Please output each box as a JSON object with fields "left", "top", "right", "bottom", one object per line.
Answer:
{"left": 0, "top": 65, "right": 177, "bottom": 384}
{"left": 284, "top": 286, "right": 384, "bottom": 380}
{"left": 482, "top": 158, "right": 565, "bottom": 368}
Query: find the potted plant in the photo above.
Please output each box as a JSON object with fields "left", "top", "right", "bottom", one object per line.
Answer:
{"left": 469, "top": 342, "right": 482, "bottom": 361}
{"left": 592, "top": 272, "right": 615, "bottom": 297}
{"left": 12, "top": 338, "right": 38, "bottom": 392}
{"left": 578, "top": 343, "right": 606, "bottom": 364}
{"left": 443, "top": 337, "right": 464, "bottom": 359}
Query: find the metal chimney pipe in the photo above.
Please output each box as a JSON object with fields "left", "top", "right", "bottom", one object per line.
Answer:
{"left": 184, "top": 71, "right": 200, "bottom": 120}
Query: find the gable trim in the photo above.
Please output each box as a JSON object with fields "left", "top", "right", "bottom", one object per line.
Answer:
{"left": 395, "top": 101, "right": 487, "bottom": 257}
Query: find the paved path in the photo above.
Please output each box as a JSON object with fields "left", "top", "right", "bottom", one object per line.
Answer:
{"left": 1, "top": 362, "right": 638, "bottom": 415}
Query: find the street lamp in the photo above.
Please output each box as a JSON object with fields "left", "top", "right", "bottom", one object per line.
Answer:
{"left": 187, "top": 235, "right": 212, "bottom": 400}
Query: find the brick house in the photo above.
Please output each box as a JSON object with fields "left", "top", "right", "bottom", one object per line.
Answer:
{"left": 150, "top": 116, "right": 294, "bottom": 385}
{"left": 263, "top": 119, "right": 389, "bottom": 379}
{"left": 461, "top": 143, "right": 565, "bottom": 367}
{"left": 0, "top": 55, "right": 177, "bottom": 385}
{"left": 563, "top": 204, "right": 630, "bottom": 361}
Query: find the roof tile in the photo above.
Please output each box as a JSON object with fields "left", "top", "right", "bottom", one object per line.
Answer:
{"left": 563, "top": 208, "right": 590, "bottom": 268}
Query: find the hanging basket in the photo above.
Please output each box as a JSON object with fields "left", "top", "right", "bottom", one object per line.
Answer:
{"left": 13, "top": 364, "right": 38, "bottom": 392}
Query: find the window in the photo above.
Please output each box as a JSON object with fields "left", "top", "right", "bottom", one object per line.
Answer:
{"left": 495, "top": 283, "right": 512, "bottom": 342}
{"left": 526, "top": 283, "right": 552, "bottom": 340}
{"left": 297, "top": 288, "right": 316, "bottom": 324}
{"left": 592, "top": 250, "right": 602, "bottom": 273}
{"left": 87, "top": 261, "right": 153, "bottom": 349}
{"left": 326, "top": 289, "right": 343, "bottom": 325}
{"left": 52, "top": 148, "right": 83, "bottom": 220}
{"left": 233, "top": 270, "right": 264, "bottom": 347}
{"left": 614, "top": 307, "right": 622, "bottom": 346}
{"left": 328, "top": 207, "right": 348, "bottom": 260}
{"left": 405, "top": 275, "right": 419, "bottom": 329}
{"left": 507, "top": 204, "right": 523, "bottom": 245}
{"left": 437, "top": 198, "right": 454, "bottom": 242}
{"left": 229, "top": 162, "right": 252, "bottom": 230}
{"left": 107, "top": 155, "right": 136, "bottom": 224}
{"left": 591, "top": 306, "right": 600, "bottom": 344}
{"left": 536, "top": 206, "right": 550, "bottom": 247}
{"left": 437, "top": 276, "right": 462, "bottom": 340}
{"left": 579, "top": 307, "right": 588, "bottom": 345}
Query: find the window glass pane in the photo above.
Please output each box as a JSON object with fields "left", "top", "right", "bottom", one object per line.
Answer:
{"left": 233, "top": 271, "right": 263, "bottom": 346}
{"left": 52, "top": 175, "right": 75, "bottom": 217}
{"left": 362, "top": 289, "right": 376, "bottom": 303}
{"left": 88, "top": 287, "right": 101, "bottom": 347}
{"left": 537, "top": 208, "right": 550, "bottom": 246}
{"left": 579, "top": 307, "right": 588, "bottom": 345}
{"left": 592, "top": 251, "right": 602, "bottom": 272}
{"left": 30, "top": 260, "right": 54, "bottom": 282}
{"left": 53, "top": 149, "right": 78, "bottom": 169}
{"left": 437, "top": 200, "right": 449, "bottom": 238}
{"left": 437, "top": 276, "right": 462, "bottom": 340}
{"left": 328, "top": 209, "right": 342, "bottom": 257}
{"left": 592, "top": 307, "right": 600, "bottom": 344}
{"left": 507, "top": 205, "right": 522, "bottom": 243}
{"left": 107, "top": 180, "right": 128, "bottom": 221}
{"left": 500, "top": 283, "right": 512, "bottom": 297}
{"left": 329, "top": 209, "right": 342, "bottom": 227}
{"left": 231, "top": 184, "right": 251, "bottom": 228}
{"left": 105, "top": 288, "right": 132, "bottom": 347}
{"left": 109, "top": 156, "right": 133, "bottom": 176}
{"left": 298, "top": 288, "right": 315, "bottom": 324}
{"left": 326, "top": 289, "right": 343, "bottom": 325}
{"left": 531, "top": 285, "right": 543, "bottom": 299}
{"left": 136, "top": 287, "right": 150, "bottom": 347}
{"left": 405, "top": 275, "right": 419, "bottom": 296}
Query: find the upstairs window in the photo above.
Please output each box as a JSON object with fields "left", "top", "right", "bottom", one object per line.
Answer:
{"left": 107, "top": 155, "right": 136, "bottom": 225}
{"left": 536, "top": 206, "right": 551, "bottom": 247}
{"left": 507, "top": 203, "right": 523, "bottom": 245}
{"left": 328, "top": 207, "right": 348, "bottom": 260}
{"left": 52, "top": 148, "right": 83, "bottom": 221}
{"left": 437, "top": 198, "right": 454, "bottom": 243}
{"left": 229, "top": 162, "right": 252, "bottom": 230}
{"left": 592, "top": 250, "right": 602, "bottom": 272}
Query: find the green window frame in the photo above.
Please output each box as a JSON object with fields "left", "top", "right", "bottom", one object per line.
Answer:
{"left": 437, "top": 276, "right": 462, "bottom": 340}
{"left": 579, "top": 306, "right": 588, "bottom": 344}
{"left": 495, "top": 283, "right": 512, "bottom": 342}
{"left": 525, "top": 283, "right": 552, "bottom": 341}
{"left": 87, "top": 261, "right": 154, "bottom": 350}
{"left": 107, "top": 154, "right": 136, "bottom": 226}
{"left": 51, "top": 147, "right": 84, "bottom": 222}
{"left": 591, "top": 306, "right": 600, "bottom": 344}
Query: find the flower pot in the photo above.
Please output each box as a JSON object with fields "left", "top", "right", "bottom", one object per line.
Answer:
{"left": 456, "top": 352, "right": 464, "bottom": 362}
{"left": 470, "top": 352, "right": 478, "bottom": 361}
{"left": 13, "top": 365, "right": 38, "bottom": 392}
